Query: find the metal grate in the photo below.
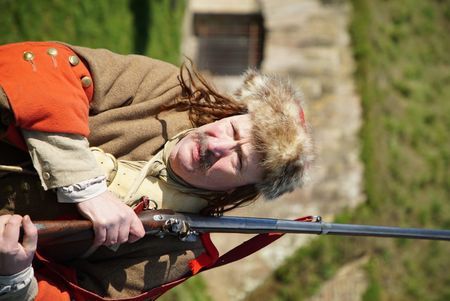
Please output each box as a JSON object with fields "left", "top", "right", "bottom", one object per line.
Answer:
{"left": 194, "top": 13, "right": 265, "bottom": 75}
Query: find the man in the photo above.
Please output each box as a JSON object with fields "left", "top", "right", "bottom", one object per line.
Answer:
{"left": 0, "top": 41, "right": 314, "bottom": 300}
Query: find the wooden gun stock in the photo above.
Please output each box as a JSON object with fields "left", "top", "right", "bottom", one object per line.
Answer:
{"left": 32, "top": 209, "right": 177, "bottom": 261}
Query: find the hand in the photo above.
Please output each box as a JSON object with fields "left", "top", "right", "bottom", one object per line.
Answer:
{"left": 0, "top": 215, "right": 37, "bottom": 276}
{"left": 76, "top": 191, "right": 145, "bottom": 248}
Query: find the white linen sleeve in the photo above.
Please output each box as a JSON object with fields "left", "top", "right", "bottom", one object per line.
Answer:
{"left": 21, "top": 129, "right": 105, "bottom": 190}
{"left": 0, "top": 266, "right": 37, "bottom": 301}
{"left": 57, "top": 175, "right": 107, "bottom": 203}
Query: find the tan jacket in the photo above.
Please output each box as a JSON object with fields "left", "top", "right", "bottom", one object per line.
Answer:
{"left": 72, "top": 44, "right": 192, "bottom": 161}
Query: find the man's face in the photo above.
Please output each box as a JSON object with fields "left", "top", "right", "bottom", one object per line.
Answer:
{"left": 169, "top": 114, "right": 264, "bottom": 191}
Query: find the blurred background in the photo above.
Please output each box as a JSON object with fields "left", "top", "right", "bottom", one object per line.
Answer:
{"left": 1, "top": 0, "right": 449, "bottom": 300}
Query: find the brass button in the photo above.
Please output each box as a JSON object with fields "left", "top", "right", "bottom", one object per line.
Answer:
{"left": 47, "top": 47, "right": 58, "bottom": 57}
{"left": 23, "top": 51, "right": 34, "bottom": 61}
{"left": 68, "top": 55, "right": 80, "bottom": 66}
{"left": 81, "top": 76, "right": 92, "bottom": 88}
{"left": 42, "top": 172, "right": 51, "bottom": 180}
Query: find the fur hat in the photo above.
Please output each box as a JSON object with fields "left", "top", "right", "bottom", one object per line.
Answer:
{"left": 235, "top": 70, "right": 314, "bottom": 200}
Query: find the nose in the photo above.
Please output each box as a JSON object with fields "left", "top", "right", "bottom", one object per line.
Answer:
{"left": 207, "top": 137, "right": 238, "bottom": 158}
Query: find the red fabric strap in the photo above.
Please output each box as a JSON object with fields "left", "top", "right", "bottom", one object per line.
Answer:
{"left": 35, "top": 233, "right": 218, "bottom": 301}
{"left": 35, "top": 248, "right": 191, "bottom": 301}
{"left": 206, "top": 217, "right": 307, "bottom": 270}
{"left": 188, "top": 233, "right": 219, "bottom": 274}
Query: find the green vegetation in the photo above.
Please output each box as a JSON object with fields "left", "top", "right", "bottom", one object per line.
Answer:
{"left": 160, "top": 276, "right": 213, "bottom": 301}
{"left": 245, "top": 0, "right": 450, "bottom": 300}
{"left": 0, "top": 0, "right": 185, "bottom": 64}
{"left": 134, "top": 0, "right": 186, "bottom": 64}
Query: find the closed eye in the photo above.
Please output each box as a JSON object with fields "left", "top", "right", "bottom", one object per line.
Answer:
{"left": 231, "top": 122, "right": 243, "bottom": 171}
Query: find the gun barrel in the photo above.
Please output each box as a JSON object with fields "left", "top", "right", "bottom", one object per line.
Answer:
{"left": 184, "top": 215, "right": 450, "bottom": 241}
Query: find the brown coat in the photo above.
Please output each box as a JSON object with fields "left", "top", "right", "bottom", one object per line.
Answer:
{"left": 69, "top": 44, "right": 192, "bottom": 160}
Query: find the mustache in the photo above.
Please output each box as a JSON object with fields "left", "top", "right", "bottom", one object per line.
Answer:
{"left": 195, "top": 132, "right": 214, "bottom": 170}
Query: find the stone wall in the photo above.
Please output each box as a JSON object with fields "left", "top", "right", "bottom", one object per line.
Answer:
{"left": 182, "top": 0, "right": 364, "bottom": 300}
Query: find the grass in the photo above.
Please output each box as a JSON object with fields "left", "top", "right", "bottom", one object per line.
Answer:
{"left": 159, "top": 276, "right": 213, "bottom": 301}
{"left": 0, "top": 0, "right": 185, "bottom": 65}
{"left": 245, "top": 0, "right": 450, "bottom": 300}
{"left": 0, "top": 0, "right": 134, "bottom": 54}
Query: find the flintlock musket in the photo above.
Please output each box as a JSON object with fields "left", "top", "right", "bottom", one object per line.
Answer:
{"left": 33, "top": 209, "right": 450, "bottom": 247}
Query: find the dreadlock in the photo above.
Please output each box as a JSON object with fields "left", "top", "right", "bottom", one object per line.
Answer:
{"left": 164, "top": 59, "right": 247, "bottom": 127}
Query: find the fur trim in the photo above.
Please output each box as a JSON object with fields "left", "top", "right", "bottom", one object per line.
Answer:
{"left": 235, "top": 70, "right": 314, "bottom": 199}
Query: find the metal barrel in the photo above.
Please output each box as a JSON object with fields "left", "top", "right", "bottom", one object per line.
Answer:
{"left": 321, "top": 223, "right": 450, "bottom": 240}
{"left": 185, "top": 215, "right": 450, "bottom": 241}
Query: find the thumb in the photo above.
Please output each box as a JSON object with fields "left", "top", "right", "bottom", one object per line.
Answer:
{"left": 128, "top": 214, "right": 145, "bottom": 243}
{"left": 22, "top": 215, "right": 38, "bottom": 254}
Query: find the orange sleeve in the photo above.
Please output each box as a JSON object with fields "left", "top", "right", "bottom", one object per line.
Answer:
{"left": 0, "top": 42, "right": 93, "bottom": 136}
{"left": 34, "top": 273, "right": 71, "bottom": 301}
